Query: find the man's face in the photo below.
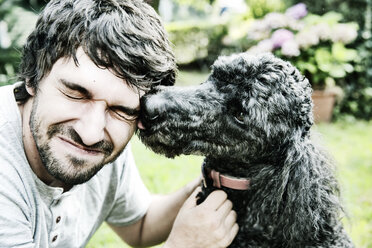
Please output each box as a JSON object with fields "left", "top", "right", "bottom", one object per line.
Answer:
{"left": 28, "top": 48, "right": 140, "bottom": 185}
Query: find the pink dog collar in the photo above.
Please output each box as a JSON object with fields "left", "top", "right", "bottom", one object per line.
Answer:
{"left": 202, "top": 163, "right": 250, "bottom": 190}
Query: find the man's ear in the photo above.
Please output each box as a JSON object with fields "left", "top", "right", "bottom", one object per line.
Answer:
{"left": 25, "top": 82, "right": 35, "bottom": 96}
{"left": 14, "top": 81, "right": 32, "bottom": 102}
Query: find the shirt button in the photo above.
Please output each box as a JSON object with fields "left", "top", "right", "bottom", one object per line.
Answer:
{"left": 52, "top": 235, "right": 58, "bottom": 242}
{"left": 56, "top": 216, "right": 61, "bottom": 223}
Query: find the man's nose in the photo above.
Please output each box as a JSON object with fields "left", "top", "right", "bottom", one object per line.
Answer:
{"left": 74, "top": 101, "right": 107, "bottom": 146}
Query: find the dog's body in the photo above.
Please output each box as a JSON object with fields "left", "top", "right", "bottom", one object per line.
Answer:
{"left": 138, "top": 53, "right": 353, "bottom": 247}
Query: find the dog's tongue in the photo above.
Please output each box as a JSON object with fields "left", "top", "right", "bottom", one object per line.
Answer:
{"left": 137, "top": 120, "right": 145, "bottom": 130}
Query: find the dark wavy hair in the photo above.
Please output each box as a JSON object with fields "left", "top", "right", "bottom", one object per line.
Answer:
{"left": 18, "top": 0, "right": 177, "bottom": 91}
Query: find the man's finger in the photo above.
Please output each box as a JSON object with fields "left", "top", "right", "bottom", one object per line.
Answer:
{"left": 181, "top": 186, "right": 202, "bottom": 209}
{"left": 200, "top": 190, "right": 228, "bottom": 211}
{"left": 220, "top": 223, "right": 239, "bottom": 248}
{"left": 224, "top": 210, "right": 237, "bottom": 229}
{"left": 215, "top": 199, "right": 233, "bottom": 219}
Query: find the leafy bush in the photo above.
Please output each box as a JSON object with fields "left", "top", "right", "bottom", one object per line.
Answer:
{"left": 335, "top": 42, "right": 372, "bottom": 120}
{"left": 286, "top": 0, "right": 372, "bottom": 120}
{"left": 0, "top": 1, "right": 38, "bottom": 86}
{"left": 166, "top": 20, "right": 227, "bottom": 68}
{"left": 244, "top": 0, "right": 285, "bottom": 18}
{"left": 246, "top": 3, "right": 359, "bottom": 90}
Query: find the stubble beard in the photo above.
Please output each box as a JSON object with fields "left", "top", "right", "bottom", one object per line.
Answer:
{"left": 29, "top": 96, "right": 119, "bottom": 185}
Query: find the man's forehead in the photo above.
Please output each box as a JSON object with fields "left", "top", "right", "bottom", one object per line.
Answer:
{"left": 49, "top": 51, "right": 141, "bottom": 108}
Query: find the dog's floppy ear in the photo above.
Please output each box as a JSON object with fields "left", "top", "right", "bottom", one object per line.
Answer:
{"left": 273, "top": 56, "right": 313, "bottom": 137}
{"left": 279, "top": 139, "right": 342, "bottom": 242}
{"left": 287, "top": 65, "right": 314, "bottom": 137}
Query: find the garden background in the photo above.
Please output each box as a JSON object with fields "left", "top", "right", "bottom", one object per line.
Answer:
{"left": 0, "top": 0, "right": 371, "bottom": 247}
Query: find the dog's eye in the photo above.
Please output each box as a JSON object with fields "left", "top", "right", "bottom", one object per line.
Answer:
{"left": 234, "top": 112, "right": 245, "bottom": 124}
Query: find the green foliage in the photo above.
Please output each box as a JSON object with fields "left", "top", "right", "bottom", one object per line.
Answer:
{"left": 174, "top": 0, "right": 212, "bottom": 11}
{"left": 164, "top": 0, "right": 285, "bottom": 68}
{"left": 0, "top": 1, "right": 38, "bottom": 85}
{"left": 286, "top": 0, "right": 372, "bottom": 119}
{"left": 166, "top": 20, "right": 227, "bottom": 68}
{"left": 285, "top": 0, "right": 368, "bottom": 28}
{"left": 335, "top": 36, "right": 372, "bottom": 119}
{"left": 314, "top": 43, "right": 357, "bottom": 78}
{"left": 245, "top": 0, "right": 285, "bottom": 18}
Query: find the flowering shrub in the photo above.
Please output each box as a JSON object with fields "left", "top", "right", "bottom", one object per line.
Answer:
{"left": 246, "top": 3, "right": 359, "bottom": 90}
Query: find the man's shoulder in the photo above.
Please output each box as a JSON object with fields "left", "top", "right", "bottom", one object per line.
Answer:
{"left": 0, "top": 83, "right": 16, "bottom": 104}
{"left": 0, "top": 84, "right": 30, "bottom": 195}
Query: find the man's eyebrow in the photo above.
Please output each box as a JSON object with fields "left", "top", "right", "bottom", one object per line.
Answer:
{"left": 60, "top": 79, "right": 92, "bottom": 98}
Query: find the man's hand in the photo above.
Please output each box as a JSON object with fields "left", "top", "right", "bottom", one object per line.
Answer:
{"left": 163, "top": 187, "right": 238, "bottom": 248}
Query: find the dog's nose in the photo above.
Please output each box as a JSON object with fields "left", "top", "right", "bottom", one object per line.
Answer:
{"left": 140, "top": 96, "right": 161, "bottom": 119}
{"left": 139, "top": 91, "right": 166, "bottom": 128}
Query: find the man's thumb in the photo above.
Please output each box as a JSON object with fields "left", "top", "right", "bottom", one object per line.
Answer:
{"left": 182, "top": 186, "right": 201, "bottom": 209}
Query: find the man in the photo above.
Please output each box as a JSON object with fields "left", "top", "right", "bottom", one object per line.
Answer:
{"left": 0, "top": 0, "right": 238, "bottom": 247}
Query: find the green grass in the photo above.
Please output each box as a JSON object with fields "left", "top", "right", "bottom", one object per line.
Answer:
{"left": 316, "top": 121, "right": 372, "bottom": 247}
{"left": 87, "top": 120, "right": 372, "bottom": 248}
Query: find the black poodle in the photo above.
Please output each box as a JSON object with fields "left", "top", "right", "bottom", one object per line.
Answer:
{"left": 138, "top": 53, "right": 354, "bottom": 247}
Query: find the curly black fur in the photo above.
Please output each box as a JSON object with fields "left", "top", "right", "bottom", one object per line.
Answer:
{"left": 138, "top": 53, "right": 353, "bottom": 247}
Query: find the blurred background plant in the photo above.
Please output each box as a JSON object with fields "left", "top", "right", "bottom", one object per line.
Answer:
{"left": 245, "top": 5, "right": 359, "bottom": 91}
{"left": 0, "top": 0, "right": 44, "bottom": 86}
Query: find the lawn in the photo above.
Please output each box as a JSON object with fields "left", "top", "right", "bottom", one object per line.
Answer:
{"left": 87, "top": 71, "right": 372, "bottom": 248}
{"left": 316, "top": 121, "right": 372, "bottom": 247}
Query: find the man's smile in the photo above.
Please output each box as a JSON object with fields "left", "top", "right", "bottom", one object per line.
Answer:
{"left": 58, "top": 136, "right": 105, "bottom": 156}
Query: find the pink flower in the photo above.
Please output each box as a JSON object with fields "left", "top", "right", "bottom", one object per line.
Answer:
{"left": 285, "top": 3, "right": 307, "bottom": 20}
{"left": 271, "top": 29, "right": 294, "bottom": 48}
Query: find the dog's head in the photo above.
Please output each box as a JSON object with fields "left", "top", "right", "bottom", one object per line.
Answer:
{"left": 138, "top": 53, "right": 313, "bottom": 163}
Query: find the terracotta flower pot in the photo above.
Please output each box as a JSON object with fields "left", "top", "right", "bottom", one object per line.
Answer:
{"left": 311, "top": 90, "right": 336, "bottom": 123}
